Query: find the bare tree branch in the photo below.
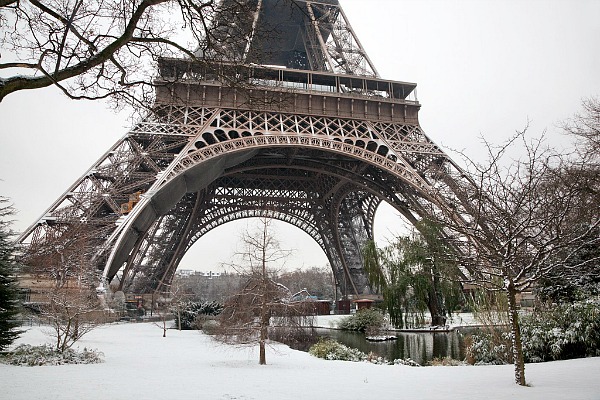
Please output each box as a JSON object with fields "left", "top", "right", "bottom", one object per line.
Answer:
{"left": 0, "top": 0, "right": 262, "bottom": 110}
{"left": 432, "top": 123, "right": 599, "bottom": 385}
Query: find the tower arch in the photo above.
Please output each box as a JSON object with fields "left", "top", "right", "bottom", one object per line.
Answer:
{"left": 18, "top": 0, "right": 476, "bottom": 299}
{"left": 107, "top": 138, "right": 430, "bottom": 295}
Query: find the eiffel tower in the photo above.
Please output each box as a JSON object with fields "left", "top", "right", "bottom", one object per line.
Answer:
{"left": 18, "top": 0, "right": 472, "bottom": 298}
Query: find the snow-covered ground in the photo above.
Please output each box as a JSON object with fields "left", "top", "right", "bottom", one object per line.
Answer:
{"left": 1, "top": 321, "right": 599, "bottom": 400}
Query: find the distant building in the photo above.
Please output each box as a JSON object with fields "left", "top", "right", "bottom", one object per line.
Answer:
{"left": 291, "top": 288, "right": 331, "bottom": 315}
{"left": 291, "top": 289, "right": 317, "bottom": 302}
{"left": 176, "top": 269, "right": 222, "bottom": 278}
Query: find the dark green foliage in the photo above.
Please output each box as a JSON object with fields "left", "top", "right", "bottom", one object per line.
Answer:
{"left": 521, "top": 299, "right": 600, "bottom": 362}
{"left": 337, "top": 309, "right": 385, "bottom": 332}
{"left": 466, "top": 299, "right": 600, "bottom": 364}
{"left": 363, "top": 220, "right": 464, "bottom": 328}
{"left": 0, "top": 198, "right": 23, "bottom": 351}
{"left": 465, "top": 330, "right": 512, "bottom": 365}
{"left": 175, "top": 301, "right": 223, "bottom": 330}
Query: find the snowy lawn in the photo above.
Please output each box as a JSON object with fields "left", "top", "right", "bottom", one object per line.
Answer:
{"left": 1, "top": 321, "right": 599, "bottom": 400}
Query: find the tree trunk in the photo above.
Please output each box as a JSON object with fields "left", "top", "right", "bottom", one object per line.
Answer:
{"left": 259, "top": 289, "right": 269, "bottom": 365}
{"left": 61, "top": 317, "right": 72, "bottom": 352}
{"left": 259, "top": 327, "right": 267, "bottom": 365}
{"left": 428, "top": 265, "right": 447, "bottom": 326}
{"left": 259, "top": 224, "right": 268, "bottom": 365}
{"left": 506, "top": 281, "right": 526, "bottom": 386}
{"left": 427, "top": 290, "right": 446, "bottom": 326}
{"left": 72, "top": 317, "right": 80, "bottom": 340}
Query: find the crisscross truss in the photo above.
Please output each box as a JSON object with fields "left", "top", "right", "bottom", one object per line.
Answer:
{"left": 17, "top": 0, "right": 477, "bottom": 297}
{"left": 115, "top": 149, "right": 416, "bottom": 294}
{"left": 297, "top": 0, "right": 378, "bottom": 76}
{"left": 110, "top": 96, "right": 472, "bottom": 294}
{"left": 162, "top": 108, "right": 441, "bottom": 194}
{"left": 19, "top": 85, "right": 473, "bottom": 297}
{"left": 19, "top": 108, "right": 193, "bottom": 264}
{"left": 223, "top": 0, "right": 378, "bottom": 76}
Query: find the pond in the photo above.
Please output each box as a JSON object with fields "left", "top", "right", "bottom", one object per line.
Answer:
{"left": 286, "top": 328, "right": 474, "bottom": 365}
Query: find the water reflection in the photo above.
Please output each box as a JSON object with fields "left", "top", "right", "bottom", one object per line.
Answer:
{"left": 313, "top": 328, "right": 466, "bottom": 365}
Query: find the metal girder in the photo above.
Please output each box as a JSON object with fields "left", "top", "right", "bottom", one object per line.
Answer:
{"left": 301, "top": 1, "right": 378, "bottom": 77}
{"left": 209, "top": 0, "right": 378, "bottom": 76}
{"left": 106, "top": 138, "right": 442, "bottom": 296}
{"left": 19, "top": 91, "right": 473, "bottom": 297}
{"left": 18, "top": 1, "right": 478, "bottom": 299}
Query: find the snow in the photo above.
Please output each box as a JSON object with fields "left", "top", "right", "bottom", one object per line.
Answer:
{"left": 1, "top": 321, "right": 599, "bottom": 400}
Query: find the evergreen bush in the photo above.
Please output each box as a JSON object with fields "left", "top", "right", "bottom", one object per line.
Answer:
{"left": 309, "top": 338, "right": 421, "bottom": 366}
{"left": 466, "top": 299, "right": 600, "bottom": 364}
{"left": 521, "top": 299, "right": 600, "bottom": 362}
{"left": 465, "top": 330, "right": 511, "bottom": 365}
{"left": 0, "top": 344, "right": 104, "bottom": 366}
{"left": 428, "top": 356, "right": 466, "bottom": 366}
{"left": 337, "top": 309, "right": 385, "bottom": 332}
{"left": 174, "top": 301, "right": 223, "bottom": 330}
{"left": 308, "top": 338, "right": 367, "bottom": 362}
{"left": 0, "top": 199, "right": 23, "bottom": 351}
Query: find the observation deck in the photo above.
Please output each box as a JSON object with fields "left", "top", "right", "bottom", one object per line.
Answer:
{"left": 156, "top": 58, "right": 420, "bottom": 124}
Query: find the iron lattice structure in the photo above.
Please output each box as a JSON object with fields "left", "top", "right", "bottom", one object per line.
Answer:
{"left": 18, "top": 0, "right": 474, "bottom": 297}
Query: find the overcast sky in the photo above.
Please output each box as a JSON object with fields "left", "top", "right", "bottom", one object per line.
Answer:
{"left": 1, "top": 0, "right": 599, "bottom": 272}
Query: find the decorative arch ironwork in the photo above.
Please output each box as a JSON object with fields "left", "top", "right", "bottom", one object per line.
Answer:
{"left": 18, "top": 0, "right": 478, "bottom": 300}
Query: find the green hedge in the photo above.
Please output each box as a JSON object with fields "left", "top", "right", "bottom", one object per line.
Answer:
{"left": 337, "top": 309, "right": 385, "bottom": 332}
{"left": 466, "top": 299, "right": 600, "bottom": 364}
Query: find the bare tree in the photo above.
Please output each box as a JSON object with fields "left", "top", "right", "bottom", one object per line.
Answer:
{"left": 277, "top": 266, "right": 335, "bottom": 301}
{"left": 153, "top": 307, "right": 170, "bottom": 337}
{"left": 172, "top": 271, "right": 244, "bottom": 303}
{"left": 538, "top": 98, "right": 600, "bottom": 301}
{"left": 152, "top": 282, "right": 188, "bottom": 335}
{"left": 561, "top": 96, "right": 600, "bottom": 158}
{"left": 0, "top": 0, "right": 265, "bottom": 108}
{"left": 21, "top": 219, "right": 108, "bottom": 350}
{"left": 40, "top": 286, "right": 104, "bottom": 352}
{"left": 21, "top": 220, "right": 106, "bottom": 298}
{"left": 216, "top": 217, "right": 313, "bottom": 365}
{"left": 438, "top": 128, "right": 600, "bottom": 385}
{"left": 166, "top": 282, "right": 184, "bottom": 331}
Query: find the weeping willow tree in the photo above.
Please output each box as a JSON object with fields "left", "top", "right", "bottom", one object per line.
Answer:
{"left": 363, "top": 220, "right": 464, "bottom": 328}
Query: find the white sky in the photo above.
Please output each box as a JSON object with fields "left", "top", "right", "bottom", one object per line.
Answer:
{"left": 1, "top": 0, "right": 599, "bottom": 272}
